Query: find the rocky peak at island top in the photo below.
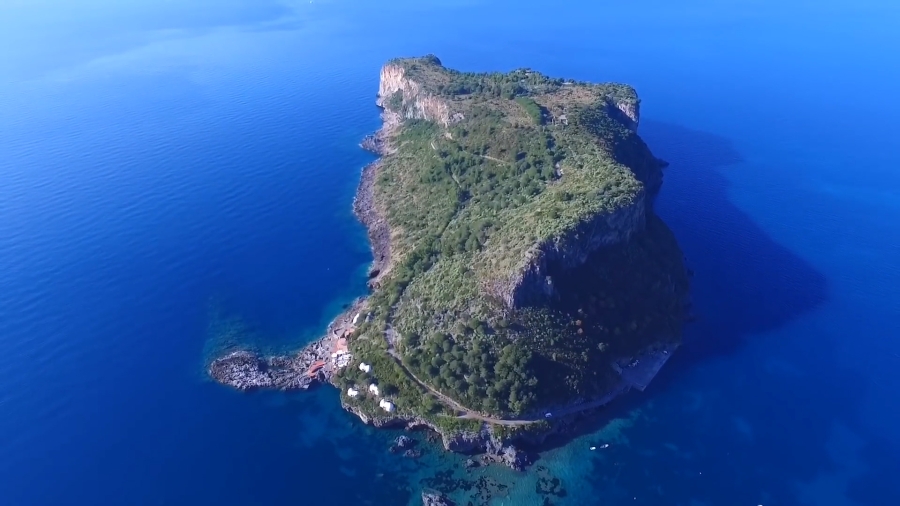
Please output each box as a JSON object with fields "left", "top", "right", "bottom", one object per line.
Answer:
{"left": 209, "top": 55, "right": 691, "bottom": 469}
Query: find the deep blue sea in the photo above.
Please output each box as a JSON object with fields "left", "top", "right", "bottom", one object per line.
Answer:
{"left": 2, "top": 1, "right": 899, "bottom": 504}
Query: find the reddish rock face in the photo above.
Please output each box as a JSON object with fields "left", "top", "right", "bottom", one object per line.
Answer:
{"left": 378, "top": 64, "right": 456, "bottom": 127}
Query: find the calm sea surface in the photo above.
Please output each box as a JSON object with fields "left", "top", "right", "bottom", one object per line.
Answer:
{"left": 2, "top": 1, "right": 899, "bottom": 504}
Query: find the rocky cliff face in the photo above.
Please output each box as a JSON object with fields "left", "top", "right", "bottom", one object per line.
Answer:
{"left": 612, "top": 130, "right": 665, "bottom": 204}
{"left": 496, "top": 110, "right": 664, "bottom": 309}
{"left": 378, "top": 64, "right": 457, "bottom": 126}
{"left": 494, "top": 192, "right": 647, "bottom": 308}
{"left": 613, "top": 100, "right": 640, "bottom": 132}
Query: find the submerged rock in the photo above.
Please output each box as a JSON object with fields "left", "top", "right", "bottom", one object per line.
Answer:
{"left": 390, "top": 435, "right": 416, "bottom": 453}
{"left": 403, "top": 448, "right": 423, "bottom": 459}
{"left": 421, "top": 491, "right": 456, "bottom": 506}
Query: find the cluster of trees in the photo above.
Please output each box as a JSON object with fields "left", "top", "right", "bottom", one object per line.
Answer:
{"left": 573, "top": 102, "right": 632, "bottom": 146}
{"left": 381, "top": 108, "right": 561, "bottom": 275}
{"left": 509, "top": 215, "right": 690, "bottom": 400}
{"left": 435, "top": 68, "right": 564, "bottom": 99}
{"left": 334, "top": 335, "right": 445, "bottom": 418}
{"left": 402, "top": 332, "right": 538, "bottom": 415}
{"left": 515, "top": 96, "right": 545, "bottom": 125}
{"left": 447, "top": 107, "right": 558, "bottom": 205}
{"left": 442, "top": 219, "right": 493, "bottom": 256}
{"left": 378, "top": 235, "right": 442, "bottom": 308}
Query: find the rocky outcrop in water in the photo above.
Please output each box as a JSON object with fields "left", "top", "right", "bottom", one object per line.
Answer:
{"left": 207, "top": 301, "right": 364, "bottom": 391}
{"left": 422, "top": 491, "right": 456, "bottom": 506}
{"left": 483, "top": 434, "right": 532, "bottom": 471}
{"left": 390, "top": 435, "right": 416, "bottom": 453}
{"left": 208, "top": 350, "right": 314, "bottom": 390}
{"left": 497, "top": 445, "right": 531, "bottom": 472}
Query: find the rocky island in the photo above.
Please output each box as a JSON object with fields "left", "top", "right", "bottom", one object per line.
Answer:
{"left": 210, "top": 55, "right": 690, "bottom": 469}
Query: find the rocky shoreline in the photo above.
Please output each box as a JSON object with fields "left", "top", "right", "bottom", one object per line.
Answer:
{"left": 353, "top": 161, "right": 391, "bottom": 287}
{"left": 355, "top": 109, "right": 399, "bottom": 287}
{"left": 208, "top": 298, "right": 366, "bottom": 391}
{"left": 338, "top": 400, "right": 535, "bottom": 470}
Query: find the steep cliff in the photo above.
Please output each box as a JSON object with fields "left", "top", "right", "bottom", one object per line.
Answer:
{"left": 377, "top": 63, "right": 458, "bottom": 127}
{"left": 612, "top": 100, "right": 640, "bottom": 132}
{"left": 493, "top": 192, "right": 647, "bottom": 308}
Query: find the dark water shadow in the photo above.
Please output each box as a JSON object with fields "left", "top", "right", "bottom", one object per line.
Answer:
{"left": 642, "top": 120, "right": 828, "bottom": 361}
{"left": 521, "top": 121, "right": 900, "bottom": 505}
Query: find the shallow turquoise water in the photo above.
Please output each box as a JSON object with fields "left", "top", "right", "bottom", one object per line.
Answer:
{"left": 1, "top": 1, "right": 898, "bottom": 505}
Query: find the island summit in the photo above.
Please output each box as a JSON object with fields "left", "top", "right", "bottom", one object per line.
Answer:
{"left": 210, "top": 55, "right": 690, "bottom": 468}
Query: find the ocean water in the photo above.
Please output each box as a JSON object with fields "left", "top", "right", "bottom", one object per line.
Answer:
{"left": 1, "top": 1, "right": 899, "bottom": 505}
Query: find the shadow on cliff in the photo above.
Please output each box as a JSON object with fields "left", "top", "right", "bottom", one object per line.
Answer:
{"left": 526, "top": 121, "right": 900, "bottom": 506}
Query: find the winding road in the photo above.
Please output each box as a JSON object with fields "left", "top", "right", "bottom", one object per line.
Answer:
{"left": 383, "top": 337, "right": 535, "bottom": 426}
{"left": 381, "top": 328, "right": 639, "bottom": 426}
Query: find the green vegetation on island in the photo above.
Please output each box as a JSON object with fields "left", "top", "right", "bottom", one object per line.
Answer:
{"left": 335, "top": 56, "right": 689, "bottom": 423}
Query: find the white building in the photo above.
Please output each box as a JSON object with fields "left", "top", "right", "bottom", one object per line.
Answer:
{"left": 359, "top": 362, "right": 372, "bottom": 373}
{"left": 347, "top": 387, "right": 359, "bottom": 398}
{"left": 335, "top": 352, "right": 352, "bottom": 368}
{"left": 368, "top": 383, "right": 379, "bottom": 396}
{"left": 379, "top": 399, "right": 395, "bottom": 412}
{"left": 352, "top": 313, "right": 361, "bottom": 325}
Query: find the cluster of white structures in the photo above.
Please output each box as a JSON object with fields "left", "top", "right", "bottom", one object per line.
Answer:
{"left": 346, "top": 362, "right": 394, "bottom": 412}
{"left": 333, "top": 351, "right": 352, "bottom": 368}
